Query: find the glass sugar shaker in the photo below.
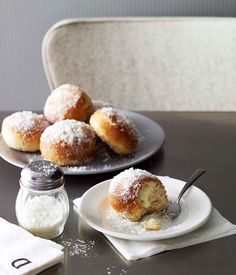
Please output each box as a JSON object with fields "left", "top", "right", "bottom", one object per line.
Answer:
{"left": 15, "top": 160, "right": 69, "bottom": 239}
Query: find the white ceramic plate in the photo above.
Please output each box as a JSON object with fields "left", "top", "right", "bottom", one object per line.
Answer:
{"left": 0, "top": 111, "right": 165, "bottom": 175}
{"left": 78, "top": 176, "right": 212, "bottom": 241}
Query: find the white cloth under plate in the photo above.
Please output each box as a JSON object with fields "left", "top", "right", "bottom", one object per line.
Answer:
{"left": 73, "top": 198, "right": 236, "bottom": 261}
{"left": 0, "top": 218, "right": 64, "bottom": 275}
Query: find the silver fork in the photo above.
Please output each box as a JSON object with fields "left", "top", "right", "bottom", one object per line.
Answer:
{"left": 164, "top": 169, "right": 206, "bottom": 218}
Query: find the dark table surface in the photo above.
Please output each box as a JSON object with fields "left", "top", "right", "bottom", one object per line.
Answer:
{"left": 0, "top": 111, "right": 236, "bottom": 275}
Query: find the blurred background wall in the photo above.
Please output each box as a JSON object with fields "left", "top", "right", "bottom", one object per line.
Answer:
{"left": 0, "top": 0, "right": 235, "bottom": 110}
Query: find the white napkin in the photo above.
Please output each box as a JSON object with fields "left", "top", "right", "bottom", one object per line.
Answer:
{"left": 73, "top": 199, "right": 236, "bottom": 261}
{"left": 0, "top": 218, "right": 64, "bottom": 275}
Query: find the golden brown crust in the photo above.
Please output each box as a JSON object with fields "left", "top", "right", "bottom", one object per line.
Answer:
{"left": 89, "top": 108, "right": 138, "bottom": 155}
{"left": 108, "top": 168, "right": 169, "bottom": 221}
{"left": 1, "top": 111, "right": 50, "bottom": 152}
{"left": 44, "top": 84, "right": 93, "bottom": 123}
{"left": 62, "top": 91, "right": 93, "bottom": 122}
{"left": 40, "top": 139, "right": 97, "bottom": 166}
{"left": 40, "top": 120, "right": 97, "bottom": 166}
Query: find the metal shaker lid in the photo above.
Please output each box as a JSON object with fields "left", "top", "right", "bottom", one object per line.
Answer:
{"left": 20, "top": 160, "right": 64, "bottom": 191}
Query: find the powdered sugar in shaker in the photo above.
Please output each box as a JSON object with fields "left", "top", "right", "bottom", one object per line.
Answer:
{"left": 15, "top": 160, "right": 69, "bottom": 239}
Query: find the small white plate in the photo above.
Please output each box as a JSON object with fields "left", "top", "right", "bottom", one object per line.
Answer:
{"left": 78, "top": 176, "right": 212, "bottom": 241}
{"left": 0, "top": 111, "right": 165, "bottom": 175}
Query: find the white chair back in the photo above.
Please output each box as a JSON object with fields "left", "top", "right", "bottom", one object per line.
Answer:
{"left": 42, "top": 18, "right": 236, "bottom": 110}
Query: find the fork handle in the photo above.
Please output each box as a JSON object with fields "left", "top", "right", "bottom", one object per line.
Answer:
{"left": 176, "top": 169, "right": 206, "bottom": 204}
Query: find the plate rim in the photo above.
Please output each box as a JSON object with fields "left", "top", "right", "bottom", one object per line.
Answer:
{"left": 78, "top": 178, "right": 213, "bottom": 241}
{"left": 0, "top": 110, "right": 165, "bottom": 175}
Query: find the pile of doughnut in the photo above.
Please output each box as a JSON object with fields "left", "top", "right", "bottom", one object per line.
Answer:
{"left": 1, "top": 84, "right": 139, "bottom": 166}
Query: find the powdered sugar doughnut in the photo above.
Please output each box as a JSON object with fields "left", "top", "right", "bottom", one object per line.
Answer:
{"left": 40, "top": 120, "right": 97, "bottom": 166}
{"left": 44, "top": 84, "right": 93, "bottom": 123}
{"left": 1, "top": 111, "right": 50, "bottom": 152}
{"left": 89, "top": 107, "right": 138, "bottom": 155}
{"left": 108, "top": 168, "right": 169, "bottom": 221}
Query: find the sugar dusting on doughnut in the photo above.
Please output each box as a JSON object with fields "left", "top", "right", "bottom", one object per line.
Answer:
{"left": 40, "top": 119, "right": 97, "bottom": 166}
{"left": 1, "top": 111, "right": 50, "bottom": 152}
{"left": 100, "top": 107, "right": 138, "bottom": 138}
{"left": 3, "top": 111, "right": 49, "bottom": 133}
{"left": 109, "top": 168, "right": 157, "bottom": 201}
{"left": 41, "top": 119, "right": 94, "bottom": 145}
{"left": 89, "top": 107, "right": 139, "bottom": 155}
{"left": 44, "top": 84, "right": 93, "bottom": 123}
{"left": 44, "top": 84, "right": 80, "bottom": 121}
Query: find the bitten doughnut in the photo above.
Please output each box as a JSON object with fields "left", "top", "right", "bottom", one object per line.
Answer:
{"left": 108, "top": 168, "right": 169, "bottom": 221}
{"left": 89, "top": 107, "right": 138, "bottom": 155}
{"left": 40, "top": 119, "right": 97, "bottom": 166}
{"left": 1, "top": 111, "right": 50, "bottom": 152}
{"left": 44, "top": 84, "right": 93, "bottom": 123}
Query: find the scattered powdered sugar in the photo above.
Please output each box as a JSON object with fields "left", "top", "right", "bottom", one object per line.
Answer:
{"left": 61, "top": 238, "right": 96, "bottom": 258}
{"left": 103, "top": 204, "right": 172, "bottom": 235}
{"left": 61, "top": 238, "right": 127, "bottom": 274}
{"left": 21, "top": 120, "right": 145, "bottom": 173}
{"left": 109, "top": 167, "right": 158, "bottom": 199}
{"left": 44, "top": 84, "right": 82, "bottom": 121}
{"left": 106, "top": 265, "right": 127, "bottom": 275}
{"left": 25, "top": 137, "right": 143, "bottom": 173}
{"left": 3, "top": 111, "right": 49, "bottom": 132}
{"left": 105, "top": 206, "right": 146, "bottom": 234}
{"left": 65, "top": 141, "right": 136, "bottom": 171}
{"left": 40, "top": 119, "right": 94, "bottom": 145}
